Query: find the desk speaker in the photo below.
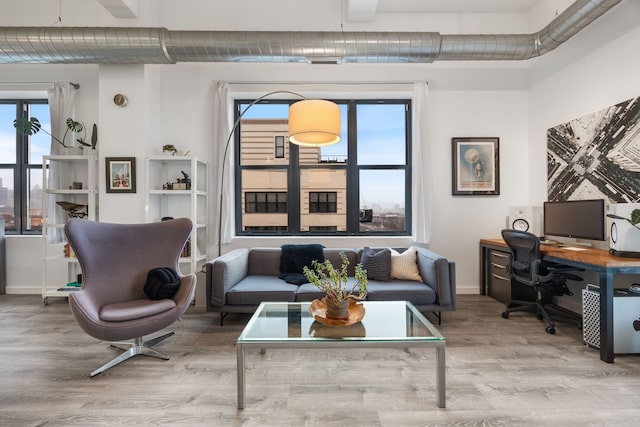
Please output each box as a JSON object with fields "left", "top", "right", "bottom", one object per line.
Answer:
{"left": 508, "top": 206, "right": 542, "bottom": 236}
{"left": 608, "top": 203, "right": 640, "bottom": 256}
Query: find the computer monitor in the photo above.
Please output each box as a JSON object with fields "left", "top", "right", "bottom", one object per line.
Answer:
{"left": 543, "top": 199, "right": 605, "bottom": 241}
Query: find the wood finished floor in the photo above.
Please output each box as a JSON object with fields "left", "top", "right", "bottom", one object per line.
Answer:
{"left": 0, "top": 294, "right": 639, "bottom": 426}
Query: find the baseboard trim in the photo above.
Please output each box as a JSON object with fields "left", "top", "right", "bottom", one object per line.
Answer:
{"left": 5, "top": 287, "right": 41, "bottom": 295}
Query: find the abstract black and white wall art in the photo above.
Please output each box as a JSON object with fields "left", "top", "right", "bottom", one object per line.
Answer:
{"left": 547, "top": 96, "right": 640, "bottom": 202}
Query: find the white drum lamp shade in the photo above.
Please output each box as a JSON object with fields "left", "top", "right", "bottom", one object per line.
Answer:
{"left": 288, "top": 99, "right": 341, "bottom": 146}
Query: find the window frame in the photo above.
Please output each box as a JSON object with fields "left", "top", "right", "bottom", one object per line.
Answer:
{"left": 234, "top": 98, "right": 412, "bottom": 236}
{"left": 0, "top": 98, "right": 48, "bottom": 235}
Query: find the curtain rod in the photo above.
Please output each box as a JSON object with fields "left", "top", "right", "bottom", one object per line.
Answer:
{"left": 0, "top": 81, "right": 79, "bottom": 89}
{"left": 223, "top": 81, "right": 422, "bottom": 86}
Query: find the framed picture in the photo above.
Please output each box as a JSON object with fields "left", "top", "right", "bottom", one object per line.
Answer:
{"left": 452, "top": 137, "right": 500, "bottom": 196}
{"left": 105, "top": 157, "right": 136, "bottom": 193}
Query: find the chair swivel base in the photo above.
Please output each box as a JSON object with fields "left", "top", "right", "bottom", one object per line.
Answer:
{"left": 90, "top": 331, "right": 175, "bottom": 377}
{"left": 502, "top": 298, "right": 581, "bottom": 335}
{"left": 502, "top": 301, "right": 558, "bottom": 334}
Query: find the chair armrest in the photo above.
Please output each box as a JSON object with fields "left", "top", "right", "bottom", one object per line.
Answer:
{"left": 415, "top": 247, "right": 456, "bottom": 310}
{"left": 205, "top": 248, "right": 250, "bottom": 311}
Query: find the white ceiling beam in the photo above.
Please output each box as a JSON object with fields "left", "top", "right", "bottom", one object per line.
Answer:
{"left": 346, "top": 0, "right": 379, "bottom": 22}
{"left": 97, "top": 0, "right": 139, "bottom": 19}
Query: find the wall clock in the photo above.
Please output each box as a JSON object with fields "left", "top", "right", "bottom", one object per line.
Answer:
{"left": 113, "top": 93, "right": 128, "bottom": 107}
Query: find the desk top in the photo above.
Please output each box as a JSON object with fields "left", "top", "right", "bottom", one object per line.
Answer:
{"left": 481, "top": 238, "right": 640, "bottom": 269}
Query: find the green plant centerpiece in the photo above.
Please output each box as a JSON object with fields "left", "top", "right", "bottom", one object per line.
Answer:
{"left": 303, "top": 251, "right": 368, "bottom": 320}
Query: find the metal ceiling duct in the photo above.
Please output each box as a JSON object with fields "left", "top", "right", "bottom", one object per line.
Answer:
{"left": 0, "top": 0, "right": 621, "bottom": 65}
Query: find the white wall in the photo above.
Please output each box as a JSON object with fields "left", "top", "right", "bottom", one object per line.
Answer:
{"left": 3, "top": 0, "right": 640, "bottom": 296}
{"left": 529, "top": 24, "right": 640, "bottom": 205}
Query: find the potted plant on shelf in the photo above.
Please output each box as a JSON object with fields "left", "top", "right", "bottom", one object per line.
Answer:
{"left": 13, "top": 117, "right": 97, "bottom": 149}
{"left": 303, "top": 251, "right": 368, "bottom": 319}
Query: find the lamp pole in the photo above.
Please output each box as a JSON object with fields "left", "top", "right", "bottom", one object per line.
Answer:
{"left": 217, "top": 91, "right": 307, "bottom": 256}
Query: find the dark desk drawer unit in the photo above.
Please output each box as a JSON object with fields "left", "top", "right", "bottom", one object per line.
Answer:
{"left": 488, "top": 249, "right": 511, "bottom": 304}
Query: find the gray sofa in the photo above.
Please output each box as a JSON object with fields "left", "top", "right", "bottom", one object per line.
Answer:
{"left": 205, "top": 246, "right": 456, "bottom": 325}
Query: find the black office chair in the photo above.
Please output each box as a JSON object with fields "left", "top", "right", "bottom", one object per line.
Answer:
{"left": 500, "top": 229, "right": 582, "bottom": 334}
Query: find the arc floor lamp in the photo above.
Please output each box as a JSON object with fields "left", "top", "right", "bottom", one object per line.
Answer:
{"left": 217, "top": 91, "right": 341, "bottom": 256}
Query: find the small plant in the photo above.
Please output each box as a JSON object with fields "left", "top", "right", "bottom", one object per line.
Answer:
{"left": 303, "top": 251, "right": 368, "bottom": 307}
{"left": 607, "top": 209, "right": 640, "bottom": 231}
{"left": 13, "top": 117, "right": 97, "bottom": 149}
{"left": 162, "top": 144, "right": 178, "bottom": 155}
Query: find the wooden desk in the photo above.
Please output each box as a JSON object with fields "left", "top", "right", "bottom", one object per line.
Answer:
{"left": 480, "top": 238, "right": 640, "bottom": 363}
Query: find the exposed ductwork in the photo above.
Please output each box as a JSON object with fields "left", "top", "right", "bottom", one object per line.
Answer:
{"left": 0, "top": 0, "right": 621, "bottom": 65}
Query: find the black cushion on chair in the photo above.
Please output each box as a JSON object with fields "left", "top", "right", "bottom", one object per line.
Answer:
{"left": 144, "top": 267, "right": 180, "bottom": 300}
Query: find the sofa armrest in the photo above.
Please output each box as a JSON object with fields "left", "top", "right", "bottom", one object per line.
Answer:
{"left": 415, "top": 247, "right": 456, "bottom": 310}
{"left": 205, "top": 248, "right": 250, "bottom": 312}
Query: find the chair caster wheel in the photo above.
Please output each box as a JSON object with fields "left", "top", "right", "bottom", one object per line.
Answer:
{"left": 546, "top": 326, "right": 556, "bottom": 334}
{"left": 537, "top": 314, "right": 544, "bottom": 320}
{"left": 501, "top": 311, "right": 509, "bottom": 319}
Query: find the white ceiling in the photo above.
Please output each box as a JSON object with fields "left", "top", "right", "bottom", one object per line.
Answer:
{"left": 93, "top": 0, "right": 573, "bottom": 24}
{"left": 376, "top": 0, "right": 540, "bottom": 13}
{"left": 345, "top": 0, "right": 571, "bottom": 22}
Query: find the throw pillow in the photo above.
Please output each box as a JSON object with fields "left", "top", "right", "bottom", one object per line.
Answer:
{"left": 390, "top": 247, "right": 423, "bottom": 282}
{"left": 280, "top": 244, "right": 325, "bottom": 274}
{"left": 143, "top": 267, "right": 180, "bottom": 300}
{"left": 361, "top": 247, "right": 392, "bottom": 281}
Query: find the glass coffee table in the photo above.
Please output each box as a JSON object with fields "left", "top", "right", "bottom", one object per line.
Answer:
{"left": 236, "top": 300, "right": 446, "bottom": 409}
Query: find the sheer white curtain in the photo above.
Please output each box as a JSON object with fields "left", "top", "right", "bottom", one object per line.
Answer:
{"left": 213, "top": 82, "right": 234, "bottom": 254}
{"left": 412, "top": 81, "right": 432, "bottom": 244}
{"left": 47, "top": 82, "right": 77, "bottom": 241}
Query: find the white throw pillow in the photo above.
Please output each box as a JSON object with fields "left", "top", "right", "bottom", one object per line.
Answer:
{"left": 390, "top": 247, "right": 423, "bottom": 282}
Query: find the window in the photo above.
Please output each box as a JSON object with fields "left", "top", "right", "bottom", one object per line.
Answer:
{"left": 245, "top": 191, "right": 287, "bottom": 213}
{"left": 274, "top": 135, "right": 285, "bottom": 158}
{"left": 235, "top": 99, "right": 411, "bottom": 236}
{"left": 0, "top": 99, "right": 49, "bottom": 234}
{"left": 309, "top": 191, "right": 337, "bottom": 213}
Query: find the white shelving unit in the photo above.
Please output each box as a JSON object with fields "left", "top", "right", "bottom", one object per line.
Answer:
{"left": 145, "top": 156, "right": 208, "bottom": 277}
{"left": 41, "top": 155, "right": 97, "bottom": 304}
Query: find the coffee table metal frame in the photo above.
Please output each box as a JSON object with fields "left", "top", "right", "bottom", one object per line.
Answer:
{"left": 236, "top": 300, "right": 446, "bottom": 409}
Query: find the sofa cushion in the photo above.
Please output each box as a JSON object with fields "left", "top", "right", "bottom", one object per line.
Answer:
{"left": 294, "top": 283, "right": 327, "bottom": 302}
{"left": 365, "top": 280, "right": 436, "bottom": 306}
{"left": 295, "top": 276, "right": 363, "bottom": 302}
{"left": 324, "top": 249, "right": 358, "bottom": 275}
{"left": 390, "top": 247, "right": 423, "bottom": 282}
{"left": 226, "top": 276, "right": 298, "bottom": 305}
{"left": 361, "top": 246, "right": 392, "bottom": 281}
{"left": 248, "top": 248, "right": 282, "bottom": 276}
{"left": 280, "top": 244, "right": 325, "bottom": 274}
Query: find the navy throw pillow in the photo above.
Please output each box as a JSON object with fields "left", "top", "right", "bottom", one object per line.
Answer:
{"left": 280, "top": 244, "right": 325, "bottom": 274}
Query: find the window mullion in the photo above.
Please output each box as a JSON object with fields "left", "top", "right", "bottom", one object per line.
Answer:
{"left": 288, "top": 142, "right": 300, "bottom": 233}
{"left": 346, "top": 101, "right": 360, "bottom": 233}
